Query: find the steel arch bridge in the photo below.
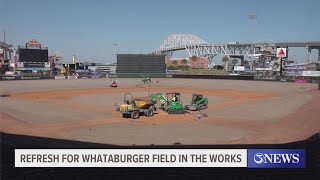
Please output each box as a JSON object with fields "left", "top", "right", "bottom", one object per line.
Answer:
{"left": 151, "top": 34, "right": 255, "bottom": 62}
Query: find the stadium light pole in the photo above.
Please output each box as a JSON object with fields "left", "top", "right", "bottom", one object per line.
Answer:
{"left": 113, "top": 43, "right": 118, "bottom": 64}
{"left": 248, "top": 14, "right": 257, "bottom": 73}
{"left": 248, "top": 14, "right": 257, "bottom": 55}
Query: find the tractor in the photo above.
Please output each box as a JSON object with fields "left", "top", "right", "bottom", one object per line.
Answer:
{"left": 185, "top": 94, "right": 208, "bottom": 111}
{"left": 142, "top": 76, "right": 151, "bottom": 83}
{"left": 140, "top": 73, "right": 151, "bottom": 83}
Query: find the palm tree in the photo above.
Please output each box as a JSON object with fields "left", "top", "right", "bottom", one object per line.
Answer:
{"left": 222, "top": 55, "right": 229, "bottom": 71}
{"left": 172, "top": 60, "right": 178, "bottom": 70}
{"left": 242, "top": 60, "right": 249, "bottom": 71}
{"left": 252, "top": 61, "right": 259, "bottom": 71}
{"left": 181, "top": 59, "right": 188, "bottom": 71}
{"left": 191, "top": 56, "right": 197, "bottom": 69}
{"left": 191, "top": 56, "right": 197, "bottom": 66}
{"left": 316, "top": 62, "right": 320, "bottom": 71}
{"left": 231, "top": 59, "right": 238, "bottom": 66}
{"left": 191, "top": 56, "right": 197, "bottom": 61}
{"left": 272, "top": 62, "right": 280, "bottom": 71}
{"left": 243, "top": 60, "right": 249, "bottom": 66}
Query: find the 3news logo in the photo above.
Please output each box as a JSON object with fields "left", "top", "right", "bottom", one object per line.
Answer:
{"left": 248, "top": 149, "right": 305, "bottom": 168}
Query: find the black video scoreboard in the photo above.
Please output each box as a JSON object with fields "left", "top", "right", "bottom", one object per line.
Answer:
{"left": 18, "top": 48, "right": 48, "bottom": 67}
{"left": 116, "top": 54, "right": 166, "bottom": 73}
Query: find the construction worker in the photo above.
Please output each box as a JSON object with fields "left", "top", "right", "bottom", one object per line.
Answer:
{"left": 194, "top": 95, "right": 200, "bottom": 103}
{"left": 172, "top": 95, "right": 177, "bottom": 102}
{"left": 160, "top": 99, "right": 166, "bottom": 110}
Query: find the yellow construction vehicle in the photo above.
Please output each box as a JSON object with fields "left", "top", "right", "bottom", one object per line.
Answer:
{"left": 116, "top": 93, "right": 157, "bottom": 119}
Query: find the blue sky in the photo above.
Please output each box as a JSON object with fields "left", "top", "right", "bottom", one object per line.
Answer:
{"left": 1, "top": 0, "right": 320, "bottom": 64}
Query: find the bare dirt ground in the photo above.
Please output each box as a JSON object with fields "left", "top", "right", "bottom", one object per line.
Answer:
{"left": 0, "top": 78, "right": 319, "bottom": 145}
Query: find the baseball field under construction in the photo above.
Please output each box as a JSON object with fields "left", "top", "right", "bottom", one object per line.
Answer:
{"left": 1, "top": 78, "right": 320, "bottom": 145}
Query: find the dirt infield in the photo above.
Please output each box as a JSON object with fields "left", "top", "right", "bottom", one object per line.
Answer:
{"left": 0, "top": 78, "right": 319, "bottom": 145}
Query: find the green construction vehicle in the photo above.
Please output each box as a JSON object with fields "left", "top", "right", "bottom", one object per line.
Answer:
{"left": 150, "top": 92, "right": 186, "bottom": 114}
{"left": 165, "top": 92, "right": 187, "bottom": 114}
{"left": 185, "top": 94, "right": 208, "bottom": 111}
{"left": 150, "top": 93, "right": 168, "bottom": 110}
{"left": 140, "top": 73, "right": 151, "bottom": 83}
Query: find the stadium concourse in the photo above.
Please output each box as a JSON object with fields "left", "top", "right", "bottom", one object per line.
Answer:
{"left": 0, "top": 78, "right": 319, "bottom": 145}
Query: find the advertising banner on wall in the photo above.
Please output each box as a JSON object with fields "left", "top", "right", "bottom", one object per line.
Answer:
{"left": 255, "top": 67, "right": 272, "bottom": 71}
{"left": 234, "top": 66, "right": 245, "bottom": 71}
{"left": 22, "top": 62, "right": 46, "bottom": 67}
{"left": 302, "top": 71, "right": 320, "bottom": 77}
{"left": 45, "top": 62, "right": 51, "bottom": 68}
{"left": 21, "top": 76, "right": 41, "bottom": 80}
{"left": 54, "top": 63, "right": 63, "bottom": 69}
{"left": 75, "top": 69, "right": 91, "bottom": 73}
{"left": 17, "top": 62, "right": 24, "bottom": 68}
{"left": 67, "top": 76, "right": 78, "bottom": 79}
{"left": 55, "top": 76, "right": 66, "bottom": 80}
{"left": 283, "top": 64, "right": 308, "bottom": 77}
{"left": 17, "top": 67, "right": 50, "bottom": 71}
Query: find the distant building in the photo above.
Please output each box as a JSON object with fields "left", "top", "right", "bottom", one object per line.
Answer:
{"left": 166, "top": 57, "right": 191, "bottom": 67}
{"left": 50, "top": 55, "right": 63, "bottom": 75}
{"left": 87, "top": 63, "right": 116, "bottom": 74}
{"left": 0, "top": 50, "right": 10, "bottom": 74}
{"left": 190, "top": 57, "right": 208, "bottom": 69}
{"left": 165, "top": 56, "right": 209, "bottom": 69}
{"left": 0, "top": 41, "right": 13, "bottom": 74}
{"left": 57, "top": 62, "right": 116, "bottom": 76}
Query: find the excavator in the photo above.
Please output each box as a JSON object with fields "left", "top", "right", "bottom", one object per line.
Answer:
{"left": 165, "top": 92, "right": 187, "bottom": 114}
{"left": 150, "top": 92, "right": 187, "bottom": 114}
{"left": 150, "top": 93, "right": 167, "bottom": 110}
{"left": 151, "top": 92, "right": 208, "bottom": 113}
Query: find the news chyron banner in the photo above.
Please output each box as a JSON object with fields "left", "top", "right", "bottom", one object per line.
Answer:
{"left": 15, "top": 149, "right": 305, "bottom": 168}
{"left": 15, "top": 149, "right": 247, "bottom": 167}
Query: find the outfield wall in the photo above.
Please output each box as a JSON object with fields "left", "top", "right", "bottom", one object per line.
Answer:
{"left": 172, "top": 74, "right": 255, "bottom": 80}
{"left": 0, "top": 76, "right": 55, "bottom": 81}
{"left": 108, "top": 73, "right": 169, "bottom": 78}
